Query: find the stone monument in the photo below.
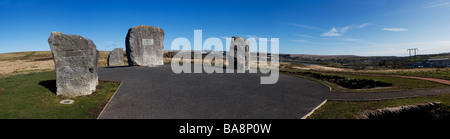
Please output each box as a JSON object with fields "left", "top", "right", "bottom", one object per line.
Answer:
{"left": 125, "top": 25, "right": 165, "bottom": 67}
{"left": 48, "top": 31, "right": 99, "bottom": 97}
{"left": 228, "top": 36, "right": 250, "bottom": 71}
{"left": 107, "top": 48, "right": 124, "bottom": 66}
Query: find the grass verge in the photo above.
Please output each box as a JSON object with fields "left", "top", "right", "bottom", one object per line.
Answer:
{"left": 0, "top": 71, "right": 120, "bottom": 119}
{"left": 280, "top": 68, "right": 448, "bottom": 92}
{"left": 281, "top": 65, "right": 450, "bottom": 119}
{"left": 309, "top": 94, "right": 450, "bottom": 119}
{"left": 385, "top": 69, "right": 450, "bottom": 80}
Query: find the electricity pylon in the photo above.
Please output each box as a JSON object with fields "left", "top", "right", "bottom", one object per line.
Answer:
{"left": 407, "top": 48, "right": 418, "bottom": 64}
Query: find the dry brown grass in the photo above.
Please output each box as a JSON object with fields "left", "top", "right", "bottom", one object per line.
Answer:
{"left": 0, "top": 52, "right": 35, "bottom": 61}
{"left": 0, "top": 59, "right": 54, "bottom": 77}
{"left": 97, "top": 51, "right": 110, "bottom": 67}
{"left": 0, "top": 51, "right": 55, "bottom": 77}
{"left": 280, "top": 62, "right": 450, "bottom": 74}
{"left": 5, "top": 51, "right": 444, "bottom": 78}
{"left": 0, "top": 51, "right": 112, "bottom": 77}
{"left": 280, "top": 63, "right": 349, "bottom": 72}
{"left": 357, "top": 68, "right": 450, "bottom": 74}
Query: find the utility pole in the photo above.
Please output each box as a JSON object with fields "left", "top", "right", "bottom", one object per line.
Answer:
{"left": 407, "top": 48, "right": 419, "bottom": 64}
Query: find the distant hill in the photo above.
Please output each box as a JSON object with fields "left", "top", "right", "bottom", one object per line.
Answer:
{"left": 1, "top": 50, "right": 448, "bottom": 69}
{"left": 279, "top": 52, "right": 450, "bottom": 68}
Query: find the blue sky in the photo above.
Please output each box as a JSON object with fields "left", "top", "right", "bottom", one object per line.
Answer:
{"left": 1, "top": 0, "right": 450, "bottom": 56}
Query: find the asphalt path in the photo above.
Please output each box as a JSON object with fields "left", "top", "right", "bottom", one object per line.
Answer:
{"left": 97, "top": 64, "right": 329, "bottom": 119}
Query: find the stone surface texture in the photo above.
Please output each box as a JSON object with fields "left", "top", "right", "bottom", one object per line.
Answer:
{"left": 48, "top": 31, "right": 99, "bottom": 97}
{"left": 228, "top": 37, "right": 250, "bottom": 71}
{"left": 125, "top": 25, "right": 165, "bottom": 67}
{"left": 108, "top": 48, "right": 124, "bottom": 66}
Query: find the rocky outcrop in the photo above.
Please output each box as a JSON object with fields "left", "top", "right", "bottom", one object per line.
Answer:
{"left": 125, "top": 25, "right": 165, "bottom": 67}
{"left": 48, "top": 31, "right": 99, "bottom": 97}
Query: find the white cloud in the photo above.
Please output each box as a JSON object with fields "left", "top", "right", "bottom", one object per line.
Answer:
{"left": 358, "top": 22, "right": 371, "bottom": 28}
{"left": 381, "top": 28, "right": 408, "bottom": 32}
{"left": 424, "top": 1, "right": 450, "bottom": 8}
{"left": 340, "top": 25, "right": 352, "bottom": 33}
{"left": 290, "top": 39, "right": 325, "bottom": 45}
{"left": 339, "top": 38, "right": 376, "bottom": 45}
{"left": 279, "top": 22, "right": 325, "bottom": 31}
{"left": 245, "top": 35, "right": 260, "bottom": 39}
{"left": 294, "top": 33, "right": 316, "bottom": 38}
{"left": 290, "top": 39, "right": 309, "bottom": 43}
{"left": 244, "top": 35, "right": 279, "bottom": 42}
{"left": 320, "top": 25, "right": 356, "bottom": 37}
{"left": 105, "top": 41, "right": 118, "bottom": 48}
{"left": 321, "top": 27, "right": 342, "bottom": 37}
{"left": 220, "top": 36, "right": 230, "bottom": 39}
{"left": 294, "top": 23, "right": 368, "bottom": 37}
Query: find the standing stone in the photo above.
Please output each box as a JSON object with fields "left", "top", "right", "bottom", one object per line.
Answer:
{"left": 125, "top": 25, "right": 165, "bottom": 67}
{"left": 107, "top": 48, "right": 124, "bottom": 66}
{"left": 228, "top": 37, "right": 250, "bottom": 71}
{"left": 48, "top": 32, "right": 99, "bottom": 97}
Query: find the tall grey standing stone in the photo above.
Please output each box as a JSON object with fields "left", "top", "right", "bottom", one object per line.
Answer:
{"left": 107, "top": 48, "right": 124, "bottom": 66}
{"left": 228, "top": 37, "right": 250, "bottom": 71}
{"left": 125, "top": 25, "right": 165, "bottom": 67}
{"left": 48, "top": 32, "right": 99, "bottom": 97}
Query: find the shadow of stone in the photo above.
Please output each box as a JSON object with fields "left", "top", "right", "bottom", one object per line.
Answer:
{"left": 39, "top": 80, "right": 56, "bottom": 95}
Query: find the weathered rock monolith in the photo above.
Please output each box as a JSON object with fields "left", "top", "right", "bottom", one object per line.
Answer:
{"left": 108, "top": 48, "right": 124, "bottom": 66}
{"left": 228, "top": 37, "right": 250, "bottom": 71}
{"left": 125, "top": 25, "right": 165, "bottom": 67}
{"left": 48, "top": 31, "right": 99, "bottom": 97}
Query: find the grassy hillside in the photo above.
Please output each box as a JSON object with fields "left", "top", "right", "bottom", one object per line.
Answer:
{"left": 0, "top": 51, "right": 113, "bottom": 78}
{"left": 281, "top": 68, "right": 448, "bottom": 92}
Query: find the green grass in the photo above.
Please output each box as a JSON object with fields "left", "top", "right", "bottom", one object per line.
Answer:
{"left": 0, "top": 71, "right": 120, "bottom": 119}
{"left": 335, "top": 73, "right": 448, "bottom": 91}
{"left": 281, "top": 68, "right": 448, "bottom": 92}
{"left": 391, "top": 69, "right": 450, "bottom": 80}
{"left": 309, "top": 94, "right": 450, "bottom": 119}
{"left": 280, "top": 68, "right": 450, "bottom": 119}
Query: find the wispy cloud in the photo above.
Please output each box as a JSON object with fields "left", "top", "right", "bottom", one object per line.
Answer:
{"left": 320, "top": 25, "right": 356, "bottom": 37}
{"left": 358, "top": 22, "right": 371, "bottom": 28}
{"left": 105, "top": 41, "right": 118, "bottom": 48}
{"left": 294, "top": 33, "right": 317, "bottom": 38}
{"left": 340, "top": 25, "right": 352, "bottom": 33}
{"left": 279, "top": 22, "right": 325, "bottom": 31}
{"left": 339, "top": 38, "right": 376, "bottom": 45}
{"left": 321, "top": 27, "right": 342, "bottom": 37}
{"left": 424, "top": 1, "right": 450, "bottom": 9}
{"left": 244, "top": 35, "right": 278, "bottom": 42}
{"left": 288, "top": 22, "right": 370, "bottom": 37}
{"left": 381, "top": 28, "right": 408, "bottom": 32}
{"left": 245, "top": 35, "right": 261, "bottom": 39}
{"left": 220, "top": 36, "right": 230, "bottom": 40}
{"left": 289, "top": 39, "right": 325, "bottom": 45}
{"left": 290, "top": 39, "right": 310, "bottom": 43}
